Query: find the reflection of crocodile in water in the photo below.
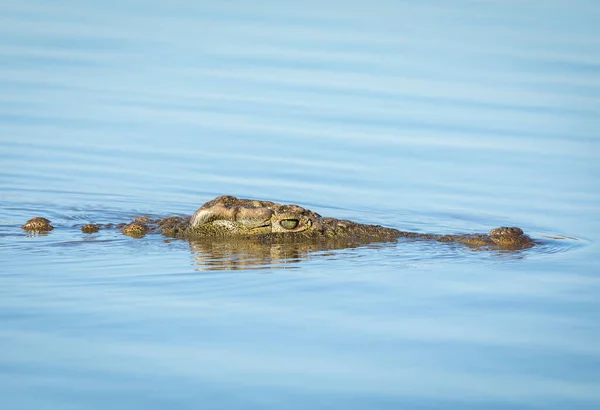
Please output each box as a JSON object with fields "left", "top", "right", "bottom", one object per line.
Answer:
{"left": 22, "top": 195, "right": 534, "bottom": 250}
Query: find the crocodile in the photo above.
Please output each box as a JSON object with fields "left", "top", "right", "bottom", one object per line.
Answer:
{"left": 21, "top": 195, "right": 534, "bottom": 250}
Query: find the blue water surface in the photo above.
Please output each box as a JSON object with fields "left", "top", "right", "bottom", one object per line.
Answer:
{"left": 1, "top": 1, "right": 599, "bottom": 409}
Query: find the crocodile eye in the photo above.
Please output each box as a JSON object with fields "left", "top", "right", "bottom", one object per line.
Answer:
{"left": 280, "top": 219, "right": 299, "bottom": 230}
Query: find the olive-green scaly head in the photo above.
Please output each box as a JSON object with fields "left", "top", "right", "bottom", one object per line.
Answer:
{"left": 189, "top": 195, "right": 324, "bottom": 236}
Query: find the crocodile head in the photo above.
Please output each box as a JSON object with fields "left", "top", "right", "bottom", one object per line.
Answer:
{"left": 188, "top": 195, "right": 324, "bottom": 236}
{"left": 185, "top": 195, "right": 402, "bottom": 244}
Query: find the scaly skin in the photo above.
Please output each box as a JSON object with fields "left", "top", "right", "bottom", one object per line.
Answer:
{"left": 22, "top": 195, "right": 534, "bottom": 250}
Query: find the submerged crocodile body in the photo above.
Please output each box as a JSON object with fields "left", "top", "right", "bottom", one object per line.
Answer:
{"left": 22, "top": 195, "right": 534, "bottom": 250}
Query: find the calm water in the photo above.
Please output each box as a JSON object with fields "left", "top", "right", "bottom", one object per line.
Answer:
{"left": 1, "top": 1, "right": 600, "bottom": 409}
